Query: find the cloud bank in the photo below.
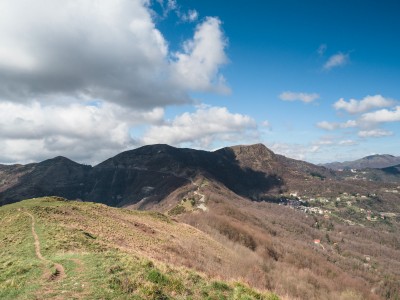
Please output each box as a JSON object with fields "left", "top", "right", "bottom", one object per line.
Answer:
{"left": 316, "top": 120, "right": 357, "bottom": 131}
{"left": 140, "top": 106, "right": 257, "bottom": 148}
{"left": 0, "top": 101, "right": 166, "bottom": 163}
{"left": 0, "top": 0, "right": 229, "bottom": 108}
{"left": 360, "top": 106, "right": 400, "bottom": 124}
{"left": 0, "top": 0, "right": 235, "bottom": 163}
{"left": 334, "top": 95, "right": 394, "bottom": 114}
{"left": 358, "top": 129, "right": 393, "bottom": 138}
{"left": 317, "top": 94, "right": 398, "bottom": 145}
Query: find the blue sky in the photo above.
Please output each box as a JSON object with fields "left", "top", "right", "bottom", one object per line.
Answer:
{"left": 0, "top": 0, "right": 399, "bottom": 164}
{"left": 153, "top": 0, "right": 400, "bottom": 162}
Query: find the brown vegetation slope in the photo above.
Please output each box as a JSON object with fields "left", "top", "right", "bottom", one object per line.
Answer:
{"left": 162, "top": 178, "right": 400, "bottom": 300}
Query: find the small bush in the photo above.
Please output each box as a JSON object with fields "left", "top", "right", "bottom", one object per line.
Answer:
{"left": 147, "top": 269, "right": 169, "bottom": 285}
{"left": 169, "top": 205, "right": 186, "bottom": 216}
{"left": 212, "top": 281, "right": 230, "bottom": 291}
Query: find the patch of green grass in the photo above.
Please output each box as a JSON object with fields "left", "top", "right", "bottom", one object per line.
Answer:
{"left": 0, "top": 209, "right": 42, "bottom": 299}
{"left": 1, "top": 197, "right": 280, "bottom": 299}
{"left": 168, "top": 204, "right": 186, "bottom": 216}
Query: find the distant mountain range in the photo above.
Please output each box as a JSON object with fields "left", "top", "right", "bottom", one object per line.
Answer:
{"left": 2, "top": 143, "right": 400, "bottom": 209}
{"left": 322, "top": 154, "right": 400, "bottom": 170}
{"left": 0, "top": 143, "right": 335, "bottom": 207}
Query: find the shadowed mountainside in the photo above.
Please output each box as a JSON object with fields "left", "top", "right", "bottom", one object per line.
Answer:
{"left": 1, "top": 143, "right": 399, "bottom": 210}
{"left": 0, "top": 143, "right": 328, "bottom": 207}
{"left": 381, "top": 164, "right": 400, "bottom": 175}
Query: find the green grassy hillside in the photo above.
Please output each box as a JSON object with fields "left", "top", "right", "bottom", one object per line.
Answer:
{"left": 0, "top": 197, "right": 279, "bottom": 300}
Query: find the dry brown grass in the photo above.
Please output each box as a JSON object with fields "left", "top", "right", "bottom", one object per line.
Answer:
{"left": 173, "top": 179, "right": 400, "bottom": 300}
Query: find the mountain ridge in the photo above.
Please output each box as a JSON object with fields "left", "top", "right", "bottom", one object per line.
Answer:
{"left": 0, "top": 143, "right": 399, "bottom": 209}
{"left": 0, "top": 143, "right": 317, "bottom": 207}
{"left": 323, "top": 154, "right": 400, "bottom": 170}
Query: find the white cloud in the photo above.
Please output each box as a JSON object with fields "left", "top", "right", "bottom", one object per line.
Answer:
{"left": 0, "top": 0, "right": 232, "bottom": 163}
{"left": 139, "top": 106, "right": 257, "bottom": 148}
{"left": 334, "top": 95, "right": 394, "bottom": 114}
{"left": 315, "top": 140, "right": 334, "bottom": 146}
{"left": 317, "top": 121, "right": 339, "bottom": 131}
{"left": 0, "top": 101, "right": 165, "bottom": 164}
{"left": 167, "top": 0, "right": 177, "bottom": 10}
{"left": 338, "top": 139, "right": 357, "bottom": 146}
{"left": 172, "top": 17, "right": 229, "bottom": 94}
{"left": 156, "top": 0, "right": 178, "bottom": 17}
{"left": 269, "top": 143, "right": 323, "bottom": 161}
{"left": 360, "top": 106, "right": 400, "bottom": 123}
{"left": 317, "top": 44, "right": 327, "bottom": 56}
{"left": 279, "top": 91, "right": 320, "bottom": 103}
{"left": 309, "top": 145, "right": 321, "bottom": 153}
{"left": 358, "top": 129, "right": 393, "bottom": 138}
{"left": 0, "top": 0, "right": 228, "bottom": 108}
{"left": 316, "top": 120, "right": 357, "bottom": 131}
{"left": 341, "top": 120, "right": 358, "bottom": 128}
{"left": 323, "top": 52, "right": 349, "bottom": 70}
{"left": 269, "top": 143, "right": 306, "bottom": 160}
{"left": 181, "top": 9, "right": 199, "bottom": 22}
{"left": 269, "top": 137, "right": 362, "bottom": 163}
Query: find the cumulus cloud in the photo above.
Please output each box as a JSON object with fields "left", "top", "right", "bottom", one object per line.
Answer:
{"left": 323, "top": 52, "right": 349, "bottom": 70}
{"left": 0, "top": 0, "right": 232, "bottom": 163}
{"left": 0, "top": 101, "right": 165, "bottom": 163}
{"left": 334, "top": 95, "right": 394, "bottom": 114}
{"left": 358, "top": 129, "right": 393, "bottom": 138}
{"left": 0, "top": 0, "right": 228, "bottom": 108}
{"left": 171, "top": 17, "right": 229, "bottom": 93}
{"left": 279, "top": 91, "right": 320, "bottom": 103}
{"left": 316, "top": 120, "right": 357, "bottom": 131}
{"left": 139, "top": 106, "right": 257, "bottom": 148}
{"left": 360, "top": 106, "right": 400, "bottom": 124}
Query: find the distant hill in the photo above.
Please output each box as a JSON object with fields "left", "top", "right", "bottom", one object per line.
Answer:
{"left": 323, "top": 154, "right": 400, "bottom": 170}
{"left": 381, "top": 164, "right": 400, "bottom": 175}
{"left": 0, "top": 143, "right": 335, "bottom": 207}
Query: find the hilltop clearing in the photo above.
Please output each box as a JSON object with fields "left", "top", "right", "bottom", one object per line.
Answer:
{"left": 0, "top": 197, "right": 278, "bottom": 300}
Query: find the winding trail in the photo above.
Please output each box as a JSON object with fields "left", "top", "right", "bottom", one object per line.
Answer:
{"left": 194, "top": 189, "right": 208, "bottom": 211}
{"left": 23, "top": 211, "right": 65, "bottom": 281}
{"left": 132, "top": 168, "right": 209, "bottom": 212}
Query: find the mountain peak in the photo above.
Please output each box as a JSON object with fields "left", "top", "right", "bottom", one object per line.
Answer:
{"left": 227, "top": 143, "right": 275, "bottom": 158}
{"left": 39, "top": 156, "right": 81, "bottom": 167}
{"left": 230, "top": 143, "right": 268, "bottom": 150}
